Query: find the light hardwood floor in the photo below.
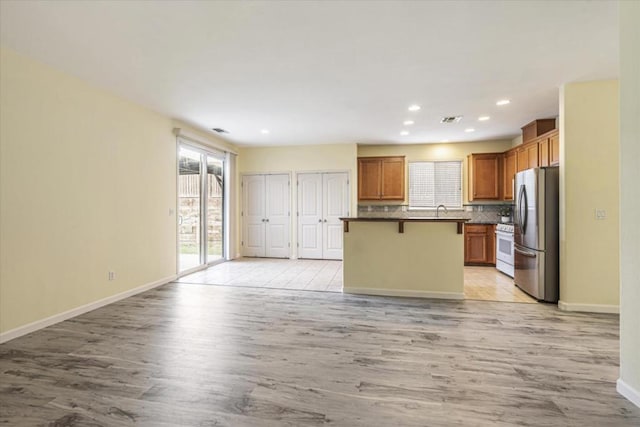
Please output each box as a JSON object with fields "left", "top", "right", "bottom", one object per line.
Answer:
{"left": 1, "top": 283, "right": 638, "bottom": 426}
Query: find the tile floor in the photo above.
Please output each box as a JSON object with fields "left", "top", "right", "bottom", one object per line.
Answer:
{"left": 177, "top": 257, "right": 343, "bottom": 292}
{"left": 180, "top": 258, "right": 536, "bottom": 304}
{"left": 464, "top": 266, "right": 537, "bottom": 303}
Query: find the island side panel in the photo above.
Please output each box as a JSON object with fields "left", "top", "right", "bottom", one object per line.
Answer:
{"left": 343, "top": 221, "right": 464, "bottom": 299}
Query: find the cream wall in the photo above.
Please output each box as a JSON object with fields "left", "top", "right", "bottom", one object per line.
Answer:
{"left": 559, "top": 80, "right": 620, "bottom": 311}
{"left": 237, "top": 143, "right": 358, "bottom": 258}
{"left": 0, "top": 48, "right": 179, "bottom": 335}
{"left": 619, "top": 0, "right": 640, "bottom": 407}
{"left": 358, "top": 140, "right": 513, "bottom": 204}
{"left": 343, "top": 221, "right": 464, "bottom": 298}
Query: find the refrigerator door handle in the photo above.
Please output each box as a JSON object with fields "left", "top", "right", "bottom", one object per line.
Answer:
{"left": 518, "top": 184, "right": 528, "bottom": 234}
{"left": 514, "top": 246, "right": 537, "bottom": 258}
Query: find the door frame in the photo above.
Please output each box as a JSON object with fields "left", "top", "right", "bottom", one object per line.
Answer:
{"left": 241, "top": 172, "right": 292, "bottom": 259}
{"left": 295, "top": 170, "right": 351, "bottom": 260}
{"left": 176, "top": 142, "right": 228, "bottom": 277}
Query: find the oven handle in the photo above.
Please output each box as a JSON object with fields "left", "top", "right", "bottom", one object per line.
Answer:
{"left": 514, "top": 246, "right": 537, "bottom": 258}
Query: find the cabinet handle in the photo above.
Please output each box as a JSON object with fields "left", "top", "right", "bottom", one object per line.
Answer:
{"left": 318, "top": 219, "right": 322, "bottom": 223}
{"left": 323, "top": 219, "right": 327, "bottom": 223}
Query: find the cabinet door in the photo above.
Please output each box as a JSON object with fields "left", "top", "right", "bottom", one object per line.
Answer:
{"left": 265, "top": 174, "right": 290, "bottom": 258}
{"left": 358, "top": 159, "right": 381, "bottom": 200}
{"left": 550, "top": 132, "right": 560, "bottom": 165}
{"left": 242, "top": 175, "right": 266, "bottom": 257}
{"left": 527, "top": 143, "right": 539, "bottom": 169}
{"left": 469, "top": 154, "right": 499, "bottom": 200}
{"left": 516, "top": 148, "right": 528, "bottom": 172}
{"left": 465, "top": 233, "right": 488, "bottom": 263}
{"left": 539, "top": 138, "right": 550, "bottom": 167}
{"left": 323, "top": 172, "right": 349, "bottom": 260}
{"left": 503, "top": 150, "right": 517, "bottom": 200}
{"left": 380, "top": 157, "right": 405, "bottom": 200}
{"left": 297, "top": 173, "right": 323, "bottom": 259}
{"left": 488, "top": 225, "right": 496, "bottom": 264}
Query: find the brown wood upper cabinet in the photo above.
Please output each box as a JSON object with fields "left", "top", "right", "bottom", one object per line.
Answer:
{"left": 537, "top": 129, "right": 560, "bottom": 167}
{"left": 358, "top": 156, "right": 405, "bottom": 200}
{"left": 464, "top": 224, "right": 496, "bottom": 265}
{"left": 516, "top": 142, "right": 539, "bottom": 172}
{"left": 521, "top": 119, "right": 556, "bottom": 144}
{"left": 539, "top": 137, "right": 550, "bottom": 167}
{"left": 503, "top": 149, "right": 517, "bottom": 200}
{"left": 549, "top": 131, "right": 559, "bottom": 165}
{"left": 468, "top": 153, "right": 500, "bottom": 201}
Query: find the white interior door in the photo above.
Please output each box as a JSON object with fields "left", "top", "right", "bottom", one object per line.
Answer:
{"left": 323, "top": 172, "right": 349, "bottom": 260}
{"left": 265, "top": 174, "right": 290, "bottom": 258}
{"left": 297, "top": 173, "right": 323, "bottom": 259}
{"left": 242, "top": 175, "right": 266, "bottom": 257}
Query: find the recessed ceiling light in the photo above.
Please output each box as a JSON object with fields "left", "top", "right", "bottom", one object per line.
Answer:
{"left": 260, "top": 129, "right": 270, "bottom": 134}
{"left": 496, "top": 99, "right": 510, "bottom": 106}
{"left": 400, "top": 131, "right": 410, "bottom": 136}
{"left": 465, "top": 128, "right": 475, "bottom": 132}
{"left": 441, "top": 139, "right": 450, "bottom": 143}
{"left": 403, "top": 120, "right": 414, "bottom": 125}
{"left": 408, "top": 105, "right": 421, "bottom": 112}
{"left": 478, "top": 116, "right": 490, "bottom": 121}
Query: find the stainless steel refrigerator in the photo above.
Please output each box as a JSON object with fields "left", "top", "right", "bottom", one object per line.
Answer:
{"left": 514, "top": 167, "right": 559, "bottom": 302}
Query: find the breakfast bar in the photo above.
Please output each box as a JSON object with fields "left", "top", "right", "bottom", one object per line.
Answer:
{"left": 340, "top": 217, "right": 469, "bottom": 300}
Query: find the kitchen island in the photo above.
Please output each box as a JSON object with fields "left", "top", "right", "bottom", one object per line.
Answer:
{"left": 340, "top": 217, "right": 469, "bottom": 300}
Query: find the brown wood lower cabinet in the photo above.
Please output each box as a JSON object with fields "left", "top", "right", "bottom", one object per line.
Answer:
{"left": 464, "top": 224, "right": 496, "bottom": 266}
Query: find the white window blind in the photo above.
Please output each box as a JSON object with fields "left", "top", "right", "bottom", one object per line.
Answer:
{"left": 409, "top": 161, "right": 462, "bottom": 209}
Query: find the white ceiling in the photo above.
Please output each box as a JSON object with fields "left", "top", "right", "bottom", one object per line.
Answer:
{"left": 0, "top": 1, "right": 618, "bottom": 146}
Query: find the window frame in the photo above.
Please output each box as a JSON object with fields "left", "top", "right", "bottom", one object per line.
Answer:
{"left": 407, "top": 159, "right": 464, "bottom": 211}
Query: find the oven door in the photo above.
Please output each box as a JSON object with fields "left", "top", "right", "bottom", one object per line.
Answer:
{"left": 495, "top": 231, "right": 514, "bottom": 264}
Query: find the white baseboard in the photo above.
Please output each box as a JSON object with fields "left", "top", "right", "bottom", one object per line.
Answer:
{"left": 558, "top": 300, "right": 620, "bottom": 314}
{"left": 617, "top": 378, "right": 640, "bottom": 408}
{"left": 343, "top": 287, "right": 464, "bottom": 300}
{"left": 0, "top": 274, "right": 177, "bottom": 344}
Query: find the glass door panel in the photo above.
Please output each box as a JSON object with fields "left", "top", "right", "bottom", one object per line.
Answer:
{"left": 207, "top": 155, "right": 224, "bottom": 263}
{"left": 178, "top": 147, "right": 202, "bottom": 272}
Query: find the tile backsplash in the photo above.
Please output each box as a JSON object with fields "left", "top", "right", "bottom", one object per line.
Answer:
{"left": 357, "top": 204, "right": 514, "bottom": 224}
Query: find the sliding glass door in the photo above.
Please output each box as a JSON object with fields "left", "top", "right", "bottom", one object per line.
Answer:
{"left": 178, "top": 147, "right": 202, "bottom": 272}
{"left": 178, "top": 145, "right": 225, "bottom": 274}
{"left": 206, "top": 155, "right": 224, "bottom": 263}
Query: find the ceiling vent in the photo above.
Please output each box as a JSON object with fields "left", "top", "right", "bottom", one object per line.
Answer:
{"left": 212, "top": 128, "right": 229, "bottom": 134}
{"left": 440, "top": 116, "right": 463, "bottom": 124}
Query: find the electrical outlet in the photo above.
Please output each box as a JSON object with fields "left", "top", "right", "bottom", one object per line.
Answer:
{"left": 384, "top": 206, "right": 389, "bottom": 212}
{"left": 108, "top": 271, "right": 116, "bottom": 281}
{"left": 168, "top": 208, "right": 175, "bottom": 216}
{"left": 595, "top": 209, "right": 606, "bottom": 220}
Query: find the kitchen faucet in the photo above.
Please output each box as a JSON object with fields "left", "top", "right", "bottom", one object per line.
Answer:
{"left": 436, "top": 204, "right": 448, "bottom": 218}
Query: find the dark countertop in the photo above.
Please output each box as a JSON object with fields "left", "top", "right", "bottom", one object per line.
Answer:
{"left": 467, "top": 221, "right": 498, "bottom": 225}
{"left": 340, "top": 217, "right": 470, "bottom": 222}
{"left": 339, "top": 217, "right": 469, "bottom": 234}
